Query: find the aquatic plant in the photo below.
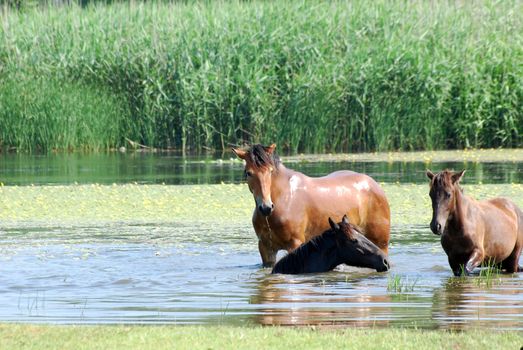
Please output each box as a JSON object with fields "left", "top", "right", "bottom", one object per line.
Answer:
{"left": 387, "top": 274, "right": 418, "bottom": 293}
{"left": 1, "top": 1, "right": 522, "bottom": 152}
{"left": 0, "top": 183, "right": 522, "bottom": 227}
{"left": 475, "top": 258, "right": 502, "bottom": 287}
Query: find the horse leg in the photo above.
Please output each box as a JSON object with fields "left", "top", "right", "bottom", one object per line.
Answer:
{"left": 501, "top": 243, "right": 522, "bottom": 273}
{"left": 465, "top": 248, "right": 484, "bottom": 275}
{"left": 448, "top": 258, "right": 463, "bottom": 277}
{"left": 364, "top": 221, "right": 390, "bottom": 255}
{"left": 259, "top": 240, "right": 277, "bottom": 268}
{"left": 286, "top": 238, "right": 303, "bottom": 252}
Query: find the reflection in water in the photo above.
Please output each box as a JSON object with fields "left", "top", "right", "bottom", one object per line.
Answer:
{"left": 432, "top": 276, "right": 523, "bottom": 330}
{"left": 0, "top": 224, "right": 521, "bottom": 329}
{"left": 1, "top": 152, "right": 523, "bottom": 185}
{"left": 250, "top": 273, "right": 392, "bottom": 327}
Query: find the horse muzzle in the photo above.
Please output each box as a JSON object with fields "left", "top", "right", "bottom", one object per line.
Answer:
{"left": 430, "top": 220, "right": 443, "bottom": 235}
{"left": 258, "top": 203, "right": 274, "bottom": 216}
{"left": 376, "top": 257, "right": 390, "bottom": 272}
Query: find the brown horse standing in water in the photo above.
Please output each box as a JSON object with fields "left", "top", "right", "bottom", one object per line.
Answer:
{"left": 427, "top": 169, "right": 523, "bottom": 276}
{"left": 232, "top": 144, "right": 390, "bottom": 267}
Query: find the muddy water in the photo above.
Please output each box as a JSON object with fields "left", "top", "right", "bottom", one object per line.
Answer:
{"left": 0, "top": 153, "right": 522, "bottom": 329}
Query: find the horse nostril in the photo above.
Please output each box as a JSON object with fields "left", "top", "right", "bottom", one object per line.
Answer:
{"left": 437, "top": 223, "right": 442, "bottom": 232}
{"left": 258, "top": 204, "right": 273, "bottom": 216}
{"left": 271, "top": 204, "right": 274, "bottom": 209}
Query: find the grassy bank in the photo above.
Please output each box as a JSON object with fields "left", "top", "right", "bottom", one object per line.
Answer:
{"left": 1, "top": 183, "right": 522, "bottom": 227}
{"left": 0, "top": 325, "right": 520, "bottom": 350}
{"left": 1, "top": 1, "right": 522, "bottom": 152}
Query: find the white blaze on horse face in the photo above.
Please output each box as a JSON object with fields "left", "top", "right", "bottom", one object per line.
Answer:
{"left": 353, "top": 180, "right": 370, "bottom": 192}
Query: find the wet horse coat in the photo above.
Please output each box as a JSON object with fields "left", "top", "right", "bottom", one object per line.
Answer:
{"left": 427, "top": 170, "right": 523, "bottom": 276}
{"left": 233, "top": 144, "right": 390, "bottom": 267}
{"left": 271, "top": 215, "right": 390, "bottom": 274}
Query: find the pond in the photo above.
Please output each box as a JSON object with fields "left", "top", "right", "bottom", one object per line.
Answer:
{"left": 0, "top": 151, "right": 522, "bottom": 329}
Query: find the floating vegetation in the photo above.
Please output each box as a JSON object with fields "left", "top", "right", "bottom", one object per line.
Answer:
{"left": 284, "top": 149, "right": 523, "bottom": 165}
{"left": 0, "top": 184, "right": 522, "bottom": 227}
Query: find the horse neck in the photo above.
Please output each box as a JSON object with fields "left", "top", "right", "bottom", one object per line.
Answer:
{"left": 303, "top": 238, "right": 340, "bottom": 271}
{"left": 270, "top": 164, "right": 295, "bottom": 201}
{"left": 283, "top": 238, "right": 339, "bottom": 273}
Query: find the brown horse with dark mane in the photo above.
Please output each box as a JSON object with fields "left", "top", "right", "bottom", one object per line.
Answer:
{"left": 232, "top": 143, "right": 390, "bottom": 267}
{"left": 427, "top": 169, "right": 523, "bottom": 276}
{"left": 272, "top": 215, "right": 390, "bottom": 274}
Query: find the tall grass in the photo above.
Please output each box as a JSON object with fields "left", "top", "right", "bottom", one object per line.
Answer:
{"left": 1, "top": 1, "right": 522, "bottom": 153}
{"left": 0, "top": 76, "right": 129, "bottom": 151}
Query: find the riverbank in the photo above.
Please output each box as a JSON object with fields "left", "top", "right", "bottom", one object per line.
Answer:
{"left": 0, "top": 325, "right": 519, "bottom": 350}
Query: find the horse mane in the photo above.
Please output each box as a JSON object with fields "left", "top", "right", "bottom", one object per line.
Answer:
{"left": 431, "top": 170, "right": 464, "bottom": 193}
{"left": 340, "top": 221, "right": 364, "bottom": 241}
{"left": 247, "top": 144, "right": 281, "bottom": 170}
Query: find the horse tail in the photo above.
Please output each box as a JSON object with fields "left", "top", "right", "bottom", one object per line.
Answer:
{"left": 512, "top": 202, "right": 523, "bottom": 272}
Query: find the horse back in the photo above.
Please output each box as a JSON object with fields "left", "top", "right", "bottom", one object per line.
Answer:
{"left": 308, "top": 170, "right": 390, "bottom": 251}
{"left": 483, "top": 197, "right": 519, "bottom": 223}
{"left": 316, "top": 170, "right": 386, "bottom": 194}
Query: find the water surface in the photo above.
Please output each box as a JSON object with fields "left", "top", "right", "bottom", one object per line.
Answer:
{"left": 0, "top": 223, "right": 521, "bottom": 329}
{"left": 0, "top": 152, "right": 522, "bottom": 329}
{"left": 1, "top": 152, "right": 523, "bottom": 185}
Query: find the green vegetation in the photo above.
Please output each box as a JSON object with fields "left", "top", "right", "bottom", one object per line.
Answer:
{"left": 285, "top": 148, "right": 523, "bottom": 164}
{"left": 387, "top": 274, "right": 418, "bottom": 293}
{"left": 1, "top": 183, "right": 522, "bottom": 227}
{"left": 0, "top": 324, "right": 520, "bottom": 350}
{"left": 0, "top": 77, "right": 129, "bottom": 152}
{"left": 1, "top": 1, "right": 522, "bottom": 152}
{"left": 475, "top": 259, "right": 503, "bottom": 287}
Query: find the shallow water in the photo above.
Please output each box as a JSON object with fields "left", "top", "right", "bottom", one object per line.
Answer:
{"left": 0, "top": 222, "right": 521, "bottom": 329}
{"left": 0, "top": 152, "right": 522, "bottom": 329}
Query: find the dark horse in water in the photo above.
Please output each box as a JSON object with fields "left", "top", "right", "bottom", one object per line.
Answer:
{"left": 427, "top": 169, "right": 523, "bottom": 276}
{"left": 272, "top": 215, "right": 390, "bottom": 274}
{"left": 232, "top": 143, "right": 390, "bottom": 267}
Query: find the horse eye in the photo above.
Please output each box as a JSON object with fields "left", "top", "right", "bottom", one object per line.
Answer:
{"left": 246, "top": 171, "right": 253, "bottom": 177}
{"left": 445, "top": 192, "right": 451, "bottom": 199}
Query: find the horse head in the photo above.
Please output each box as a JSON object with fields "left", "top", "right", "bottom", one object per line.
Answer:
{"left": 332, "top": 215, "right": 390, "bottom": 272}
{"left": 426, "top": 169, "right": 465, "bottom": 235}
{"left": 232, "top": 143, "right": 279, "bottom": 216}
{"left": 271, "top": 215, "right": 389, "bottom": 274}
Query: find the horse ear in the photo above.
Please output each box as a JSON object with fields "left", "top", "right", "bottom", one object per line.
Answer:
{"left": 342, "top": 215, "right": 350, "bottom": 225}
{"left": 265, "top": 143, "right": 276, "bottom": 155}
{"left": 452, "top": 170, "right": 465, "bottom": 184}
{"left": 232, "top": 147, "right": 247, "bottom": 160}
{"left": 328, "top": 217, "right": 340, "bottom": 230}
{"left": 426, "top": 170, "right": 435, "bottom": 180}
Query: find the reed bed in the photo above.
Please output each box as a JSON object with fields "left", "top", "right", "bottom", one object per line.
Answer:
{"left": 1, "top": 1, "right": 522, "bottom": 152}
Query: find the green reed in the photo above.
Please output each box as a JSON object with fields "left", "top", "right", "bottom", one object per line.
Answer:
{"left": 475, "top": 258, "right": 502, "bottom": 287}
{"left": 387, "top": 274, "right": 418, "bottom": 294}
{"left": 1, "top": 1, "right": 522, "bottom": 152}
